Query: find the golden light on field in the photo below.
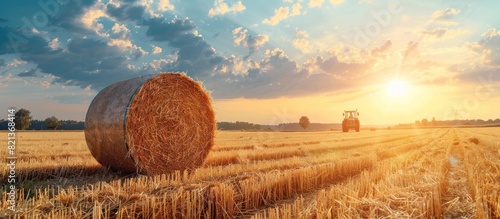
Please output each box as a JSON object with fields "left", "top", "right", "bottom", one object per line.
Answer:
{"left": 385, "top": 79, "right": 410, "bottom": 98}
{"left": 1, "top": 129, "right": 499, "bottom": 218}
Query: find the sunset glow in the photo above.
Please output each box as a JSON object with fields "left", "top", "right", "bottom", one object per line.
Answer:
{"left": 386, "top": 80, "right": 409, "bottom": 98}
{"left": 0, "top": 0, "right": 499, "bottom": 125}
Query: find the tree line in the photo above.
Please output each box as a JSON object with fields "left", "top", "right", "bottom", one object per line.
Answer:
{"left": 2, "top": 108, "right": 499, "bottom": 131}
{"left": 0, "top": 108, "right": 84, "bottom": 130}
{"left": 217, "top": 121, "right": 262, "bottom": 130}
{"left": 0, "top": 109, "right": 312, "bottom": 131}
{"left": 0, "top": 109, "right": 269, "bottom": 131}
{"left": 397, "top": 117, "right": 500, "bottom": 128}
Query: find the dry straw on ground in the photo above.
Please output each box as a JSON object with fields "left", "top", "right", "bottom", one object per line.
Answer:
{"left": 85, "top": 73, "right": 215, "bottom": 175}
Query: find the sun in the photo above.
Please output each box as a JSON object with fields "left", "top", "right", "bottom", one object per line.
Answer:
{"left": 385, "top": 80, "right": 409, "bottom": 97}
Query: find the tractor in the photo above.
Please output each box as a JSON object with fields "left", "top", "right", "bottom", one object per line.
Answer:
{"left": 342, "top": 109, "right": 360, "bottom": 132}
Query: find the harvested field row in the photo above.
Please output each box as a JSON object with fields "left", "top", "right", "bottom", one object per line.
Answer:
{"left": 252, "top": 132, "right": 449, "bottom": 218}
{"left": 251, "top": 129, "right": 499, "bottom": 219}
{"left": 1, "top": 128, "right": 498, "bottom": 218}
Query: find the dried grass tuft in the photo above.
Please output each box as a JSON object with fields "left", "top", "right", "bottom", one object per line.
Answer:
{"left": 85, "top": 73, "right": 215, "bottom": 175}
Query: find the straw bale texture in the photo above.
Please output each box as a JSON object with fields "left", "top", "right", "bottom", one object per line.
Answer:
{"left": 85, "top": 73, "right": 215, "bottom": 175}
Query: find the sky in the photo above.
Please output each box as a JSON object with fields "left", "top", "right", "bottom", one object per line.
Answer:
{"left": 0, "top": 0, "right": 499, "bottom": 125}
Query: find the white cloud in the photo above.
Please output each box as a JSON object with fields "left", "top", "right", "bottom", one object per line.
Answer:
{"left": 112, "top": 23, "right": 127, "bottom": 34}
{"left": 293, "top": 39, "right": 312, "bottom": 53}
{"left": 108, "top": 39, "right": 148, "bottom": 59}
{"left": 309, "top": 0, "right": 324, "bottom": 8}
{"left": 107, "top": 23, "right": 148, "bottom": 59}
{"left": 262, "top": 7, "right": 289, "bottom": 25}
{"left": 465, "top": 28, "right": 500, "bottom": 66}
{"left": 220, "top": 56, "right": 246, "bottom": 75}
{"left": 39, "top": 81, "right": 51, "bottom": 89}
{"left": 205, "top": 55, "right": 246, "bottom": 75}
{"left": 247, "top": 59, "right": 260, "bottom": 69}
{"left": 482, "top": 28, "right": 500, "bottom": 38}
{"left": 208, "top": 0, "right": 246, "bottom": 17}
{"left": 329, "top": 0, "right": 344, "bottom": 5}
{"left": 80, "top": 3, "right": 109, "bottom": 37}
{"left": 158, "top": 0, "right": 174, "bottom": 11}
{"left": 422, "top": 27, "right": 448, "bottom": 38}
{"left": 107, "top": 39, "right": 132, "bottom": 48}
{"left": 295, "top": 30, "right": 309, "bottom": 38}
{"left": 400, "top": 41, "right": 420, "bottom": 62}
{"left": 138, "top": 0, "right": 161, "bottom": 17}
{"left": 49, "top": 38, "right": 60, "bottom": 50}
{"left": 81, "top": 7, "right": 105, "bottom": 28}
{"left": 8, "top": 59, "right": 27, "bottom": 67}
{"left": 328, "top": 44, "right": 368, "bottom": 63}
{"left": 308, "top": 0, "right": 342, "bottom": 8}
{"left": 232, "top": 27, "right": 269, "bottom": 56}
{"left": 265, "top": 48, "right": 287, "bottom": 58}
{"left": 293, "top": 30, "right": 312, "bottom": 53}
{"left": 232, "top": 58, "right": 244, "bottom": 73}
{"left": 463, "top": 42, "right": 482, "bottom": 54}
{"left": 291, "top": 3, "right": 302, "bottom": 16}
{"left": 149, "top": 59, "right": 173, "bottom": 71}
{"left": 152, "top": 45, "right": 163, "bottom": 54}
{"left": 370, "top": 40, "right": 392, "bottom": 61}
{"left": 232, "top": 27, "right": 245, "bottom": 45}
{"left": 422, "top": 27, "right": 468, "bottom": 40}
{"left": 432, "top": 8, "right": 460, "bottom": 20}
{"left": 111, "top": 23, "right": 130, "bottom": 39}
{"left": 303, "top": 56, "right": 323, "bottom": 73}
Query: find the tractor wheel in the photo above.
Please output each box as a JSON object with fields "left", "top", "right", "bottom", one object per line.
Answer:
{"left": 355, "top": 123, "right": 360, "bottom": 132}
{"left": 342, "top": 124, "right": 348, "bottom": 132}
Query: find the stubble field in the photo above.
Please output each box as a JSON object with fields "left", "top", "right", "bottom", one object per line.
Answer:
{"left": 1, "top": 128, "right": 499, "bottom": 218}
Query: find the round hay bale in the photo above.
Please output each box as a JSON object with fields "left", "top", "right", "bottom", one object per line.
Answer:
{"left": 85, "top": 73, "right": 215, "bottom": 175}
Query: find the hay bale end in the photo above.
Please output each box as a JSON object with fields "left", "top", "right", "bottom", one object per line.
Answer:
{"left": 85, "top": 73, "right": 215, "bottom": 175}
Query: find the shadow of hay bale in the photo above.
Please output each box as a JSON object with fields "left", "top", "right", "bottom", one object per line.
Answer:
{"left": 85, "top": 73, "right": 215, "bottom": 175}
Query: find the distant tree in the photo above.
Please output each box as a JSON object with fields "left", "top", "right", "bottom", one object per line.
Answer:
{"left": 431, "top": 117, "right": 436, "bottom": 126}
{"left": 421, "top": 118, "right": 428, "bottom": 126}
{"left": 299, "top": 116, "right": 310, "bottom": 129}
{"left": 14, "top": 108, "right": 32, "bottom": 130}
{"left": 495, "top": 118, "right": 500, "bottom": 123}
{"left": 45, "top": 116, "right": 61, "bottom": 130}
{"left": 415, "top": 120, "right": 421, "bottom": 126}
